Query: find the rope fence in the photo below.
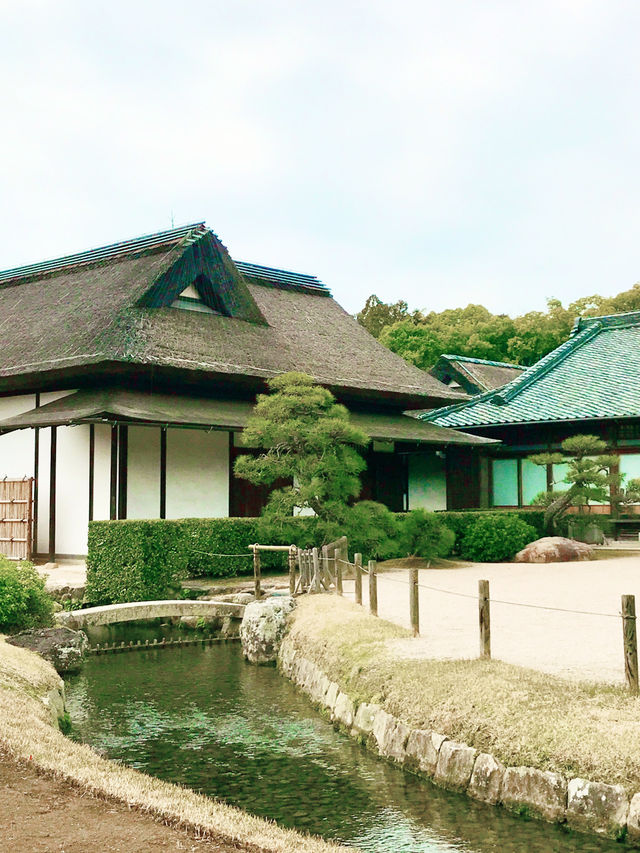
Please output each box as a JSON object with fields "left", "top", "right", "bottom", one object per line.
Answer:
{"left": 299, "top": 543, "right": 639, "bottom": 693}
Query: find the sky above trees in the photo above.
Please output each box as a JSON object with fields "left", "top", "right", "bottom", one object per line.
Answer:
{"left": 2, "top": 2, "right": 640, "bottom": 318}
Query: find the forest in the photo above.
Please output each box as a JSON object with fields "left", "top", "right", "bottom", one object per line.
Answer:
{"left": 356, "top": 283, "right": 640, "bottom": 370}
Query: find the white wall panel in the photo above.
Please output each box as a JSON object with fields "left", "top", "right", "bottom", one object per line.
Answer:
{"left": 93, "top": 424, "right": 112, "bottom": 522}
{"left": 0, "top": 395, "right": 36, "bottom": 478}
{"left": 408, "top": 452, "right": 447, "bottom": 511}
{"left": 56, "top": 425, "right": 90, "bottom": 555}
{"left": 166, "top": 429, "right": 229, "bottom": 518}
{"left": 127, "top": 426, "right": 161, "bottom": 518}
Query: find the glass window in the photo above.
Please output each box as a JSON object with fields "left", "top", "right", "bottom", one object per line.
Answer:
{"left": 522, "top": 459, "right": 547, "bottom": 505}
{"left": 492, "top": 459, "right": 518, "bottom": 506}
{"left": 620, "top": 454, "right": 640, "bottom": 485}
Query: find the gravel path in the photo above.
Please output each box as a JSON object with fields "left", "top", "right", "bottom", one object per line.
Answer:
{"left": 343, "top": 556, "right": 640, "bottom": 684}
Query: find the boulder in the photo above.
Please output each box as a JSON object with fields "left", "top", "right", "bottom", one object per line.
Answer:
{"left": 434, "top": 740, "right": 477, "bottom": 792}
{"left": 7, "top": 627, "right": 89, "bottom": 673}
{"left": 468, "top": 753, "right": 504, "bottom": 804}
{"left": 515, "top": 537, "right": 594, "bottom": 564}
{"left": 627, "top": 793, "right": 640, "bottom": 843}
{"left": 566, "top": 778, "right": 629, "bottom": 838}
{"left": 405, "top": 729, "right": 447, "bottom": 777}
{"left": 501, "top": 766, "right": 567, "bottom": 822}
{"left": 239, "top": 596, "right": 295, "bottom": 664}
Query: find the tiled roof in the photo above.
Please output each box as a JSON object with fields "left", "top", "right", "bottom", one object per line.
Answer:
{"left": 430, "top": 354, "right": 525, "bottom": 395}
{"left": 424, "top": 310, "right": 640, "bottom": 428}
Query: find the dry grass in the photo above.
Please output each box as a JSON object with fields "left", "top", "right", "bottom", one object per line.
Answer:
{"left": 0, "top": 637, "right": 350, "bottom": 853}
{"left": 288, "top": 596, "right": 640, "bottom": 795}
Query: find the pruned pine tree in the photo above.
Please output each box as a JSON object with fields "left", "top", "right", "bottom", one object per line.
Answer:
{"left": 234, "top": 372, "right": 369, "bottom": 527}
{"left": 529, "top": 434, "right": 628, "bottom": 533}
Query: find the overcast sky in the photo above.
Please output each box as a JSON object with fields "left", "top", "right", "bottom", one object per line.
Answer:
{"left": 2, "top": 1, "right": 640, "bottom": 317}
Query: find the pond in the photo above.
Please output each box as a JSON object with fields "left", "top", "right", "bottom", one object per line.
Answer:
{"left": 64, "top": 643, "right": 622, "bottom": 853}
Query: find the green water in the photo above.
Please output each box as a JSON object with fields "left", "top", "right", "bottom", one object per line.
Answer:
{"left": 64, "top": 644, "right": 622, "bottom": 852}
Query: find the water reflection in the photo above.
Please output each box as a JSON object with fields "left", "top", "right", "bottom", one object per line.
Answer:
{"left": 65, "top": 644, "right": 621, "bottom": 853}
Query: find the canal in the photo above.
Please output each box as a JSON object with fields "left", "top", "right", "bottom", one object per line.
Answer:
{"left": 64, "top": 643, "right": 622, "bottom": 852}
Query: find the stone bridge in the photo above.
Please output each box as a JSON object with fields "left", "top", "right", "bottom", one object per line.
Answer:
{"left": 55, "top": 599, "right": 246, "bottom": 630}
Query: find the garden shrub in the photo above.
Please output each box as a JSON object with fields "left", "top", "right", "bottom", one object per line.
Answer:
{"left": 0, "top": 556, "right": 54, "bottom": 633}
{"left": 459, "top": 514, "right": 538, "bottom": 562}
{"left": 436, "top": 510, "right": 545, "bottom": 556}
{"left": 397, "top": 509, "right": 455, "bottom": 560}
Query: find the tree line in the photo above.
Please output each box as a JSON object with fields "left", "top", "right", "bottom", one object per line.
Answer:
{"left": 356, "top": 282, "right": 640, "bottom": 370}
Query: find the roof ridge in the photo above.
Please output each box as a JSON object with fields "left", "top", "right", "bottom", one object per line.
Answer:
{"left": 574, "top": 309, "right": 640, "bottom": 333}
{"left": 440, "top": 354, "right": 525, "bottom": 369}
{"left": 421, "top": 322, "right": 604, "bottom": 423}
{"left": 0, "top": 222, "right": 207, "bottom": 286}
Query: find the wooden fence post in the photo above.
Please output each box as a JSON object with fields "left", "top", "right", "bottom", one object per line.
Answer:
{"left": 410, "top": 568, "right": 419, "bottom": 636}
{"left": 622, "top": 594, "right": 638, "bottom": 694}
{"left": 368, "top": 560, "right": 378, "bottom": 617}
{"left": 288, "top": 546, "right": 297, "bottom": 595}
{"left": 336, "top": 545, "right": 343, "bottom": 596}
{"left": 312, "top": 547, "right": 321, "bottom": 594}
{"left": 354, "top": 553, "right": 363, "bottom": 605}
{"left": 322, "top": 545, "right": 330, "bottom": 589}
{"left": 252, "top": 545, "right": 261, "bottom": 600}
{"left": 479, "top": 579, "right": 491, "bottom": 659}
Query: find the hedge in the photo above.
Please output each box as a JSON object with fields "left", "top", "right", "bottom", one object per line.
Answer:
{"left": 87, "top": 509, "right": 547, "bottom": 604}
{"left": 435, "top": 510, "right": 545, "bottom": 556}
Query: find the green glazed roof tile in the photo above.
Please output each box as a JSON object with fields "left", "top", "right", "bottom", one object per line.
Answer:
{"left": 424, "top": 311, "right": 640, "bottom": 428}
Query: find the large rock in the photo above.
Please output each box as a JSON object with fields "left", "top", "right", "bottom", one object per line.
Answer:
{"left": 566, "top": 778, "right": 629, "bottom": 838}
{"left": 7, "top": 627, "right": 89, "bottom": 673}
{"left": 468, "top": 753, "right": 504, "bottom": 804}
{"left": 372, "top": 709, "right": 410, "bottom": 762}
{"left": 434, "top": 740, "right": 477, "bottom": 791}
{"left": 627, "top": 793, "right": 640, "bottom": 843}
{"left": 405, "top": 729, "right": 447, "bottom": 777}
{"left": 240, "top": 596, "right": 295, "bottom": 664}
{"left": 501, "top": 767, "right": 567, "bottom": 822}
{"left": 515, "top": 537, "right": 595, "bottom": 564}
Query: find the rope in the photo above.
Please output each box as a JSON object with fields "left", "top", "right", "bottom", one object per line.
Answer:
{"left": 192, "top": 550, "right": 252, "bottom": 559}
{"left": 364, "top": 571, "right": 621, "bottom": 619}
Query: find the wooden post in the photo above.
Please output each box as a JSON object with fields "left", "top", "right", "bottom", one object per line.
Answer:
{"left": 622, "top": 594, "right": 638, "bottom": 694}
{"left": 336, "top": 545, "right": 344, "bottom": 596}
{"left": 479, "top": 579, "right": 491, "bottom": 659}
{"left": 354, "top": 553, "right": 363, "bottom": 605}
{"left": 368, "top": 560, "right": 378, "bottom": 617}
{"left": 322, "top": 545, "right": 330, "bottom": 589}
{"left": 253, "top": 545, "right": 261, "bottom": 600}
{"left": 410, "top": 568, "right": 419, "bottom": 636}
{"left": 312, "top": 547, "right": 321, "bottom": 594}
{"left": 328, "top": 547, "right": 336, "bottom": 588}
{"left": 288, "top": 546, "right": 297, "bottom": 595}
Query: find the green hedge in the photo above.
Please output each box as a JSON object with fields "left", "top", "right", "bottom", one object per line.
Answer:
{"left": 87, "top": 509, "right": 547, "bottom": 604}
{"left": 434, "top": 510, "right": 545, "bottom": 556}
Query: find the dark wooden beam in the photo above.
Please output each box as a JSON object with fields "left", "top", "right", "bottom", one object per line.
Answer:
{"left": 117, "top": 425, "right": 128, "bottom": 519}
{"left": 160, "top": 427, "right": 167, "bottom": 519}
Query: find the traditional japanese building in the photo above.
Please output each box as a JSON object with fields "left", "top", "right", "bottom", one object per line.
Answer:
{"left": 429, "top": 354, "right": 525, "bottom": 396}
{"left": 0, "top": 223, "right": 491, "bottom": 559}
{"left": 425, "top": 310, "right": 640, "bottom": 509}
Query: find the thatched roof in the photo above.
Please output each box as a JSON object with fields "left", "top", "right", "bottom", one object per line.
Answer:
{"left": 430, "top": 354, "right": 525, "bottom": 395}
{"left": 0, "top": 388, "right": 494, "bottom": 446}
{"left": 0, "top": 224, "right": 465, "bottom": 409}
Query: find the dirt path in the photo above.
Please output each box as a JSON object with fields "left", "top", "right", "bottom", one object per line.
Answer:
{"left": 344, "top": 555, "right": 640, "bottom": 683}
{"left": 0, "top": 750, "right": 258, "bottom": 853}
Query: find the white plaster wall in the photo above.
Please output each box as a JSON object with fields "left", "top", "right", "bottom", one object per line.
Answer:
{"left": 93, "top": 424, "right": 112, "bottom": 521}
{"left": 0, "top": 395, "right": 36, "bottom": 478}
{"left": 408, "top": 452, "right": 447, "bottom": 511}
{"left": 55, "top": 424, "right": 90, "bottom": 555}
{"left": 166, "top": 428, "right": 229, "bottom": 518}
{"left": 127, "top": 426, "right": 161, "bottom": 518}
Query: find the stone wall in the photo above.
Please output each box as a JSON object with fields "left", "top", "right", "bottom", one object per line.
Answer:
{"left": 278, "top": 636, "right": 640, "bottom": 846}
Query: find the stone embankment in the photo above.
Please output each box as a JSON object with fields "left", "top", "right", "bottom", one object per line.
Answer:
{"left": 279, "top": 636, "right": 640, "bottom": 845}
